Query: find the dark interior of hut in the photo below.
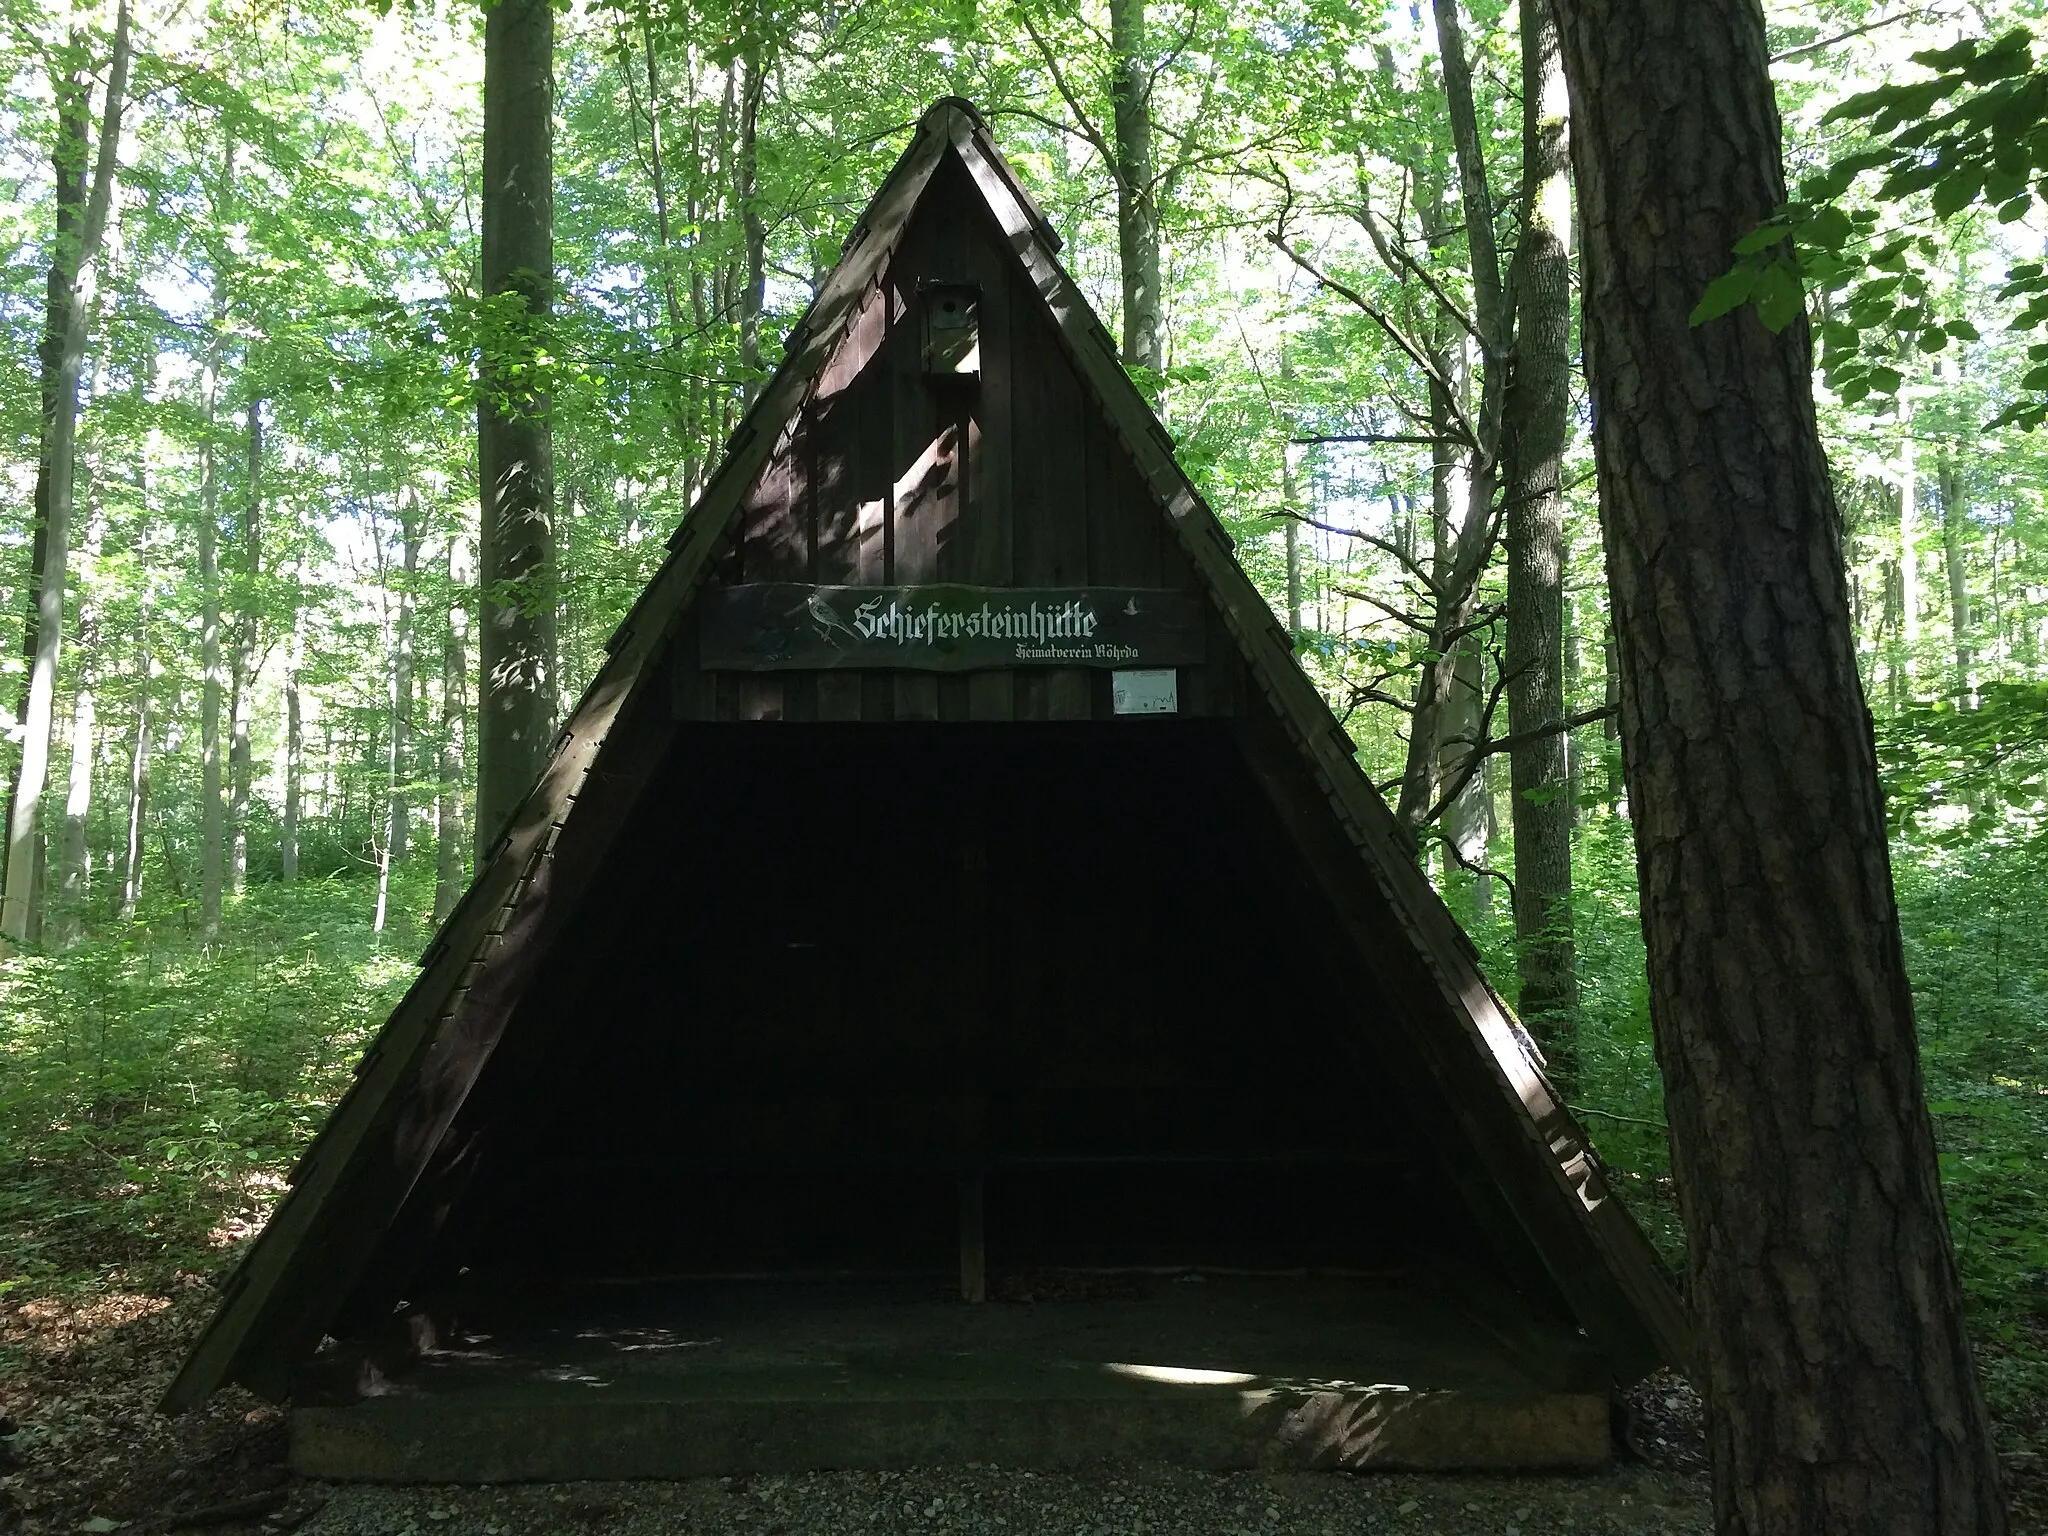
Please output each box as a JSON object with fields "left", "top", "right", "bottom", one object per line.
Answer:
{"left": 348, "top": 718, "right": 1572, "bottom": 1330}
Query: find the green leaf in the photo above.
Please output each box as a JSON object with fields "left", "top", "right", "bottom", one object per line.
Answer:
{"left": 1733, "top": 221, "right": 1792, "bottom": 256}
{"left": 1752, "top": 259, "right": 1804, "bottom": 332}
{"left": 1931, "top": 171, "right": 1984, "bottom": 218}
{"left": 1691, "top": 265, "right": 1758, "bottom": 327}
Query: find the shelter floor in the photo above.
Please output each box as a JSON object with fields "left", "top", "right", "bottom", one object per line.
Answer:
{"left": 291, "top": 1271, "right": 1612, "bottom": 1481}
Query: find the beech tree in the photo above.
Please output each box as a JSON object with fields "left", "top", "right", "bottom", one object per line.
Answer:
{"left": 1551, "top": 0, "right": 2007, "bottom": 1529}
{"left": 3, "top": 0, "right": 131, "bottom": 942}
{"left": 475, "top": 0, "right": 559, "bottom": 857}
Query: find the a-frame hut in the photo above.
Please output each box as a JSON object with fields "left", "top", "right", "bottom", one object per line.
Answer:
{"left": 169, "top": 98, "right": 1687, "bottom": 1480}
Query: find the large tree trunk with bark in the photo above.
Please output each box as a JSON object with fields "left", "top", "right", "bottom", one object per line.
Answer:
{"left": 3, "top": 1, "right": 131, "bottom": 942}
{"left": 476, "top": 0, "right": 559, "bottom": 860}
{"left": 1500, "top": 0, "right": 1578, "bottom": 1059}
{"left": 1551, "top": 1, "right": 2006, "bottom": 1530}
{"left": 1109, "top": 0, "right": 1161, "bottom": 372}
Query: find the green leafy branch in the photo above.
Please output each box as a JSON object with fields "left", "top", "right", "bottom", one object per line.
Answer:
{"left": 1693, "top": 29, "right": 2042, "bottom": 424}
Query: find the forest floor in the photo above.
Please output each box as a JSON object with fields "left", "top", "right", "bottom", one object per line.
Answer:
{"left": 0, "top": 1278, "right": 1720, "bottom": 1536}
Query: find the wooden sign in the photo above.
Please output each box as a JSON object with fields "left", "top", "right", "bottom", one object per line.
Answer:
{"left": 700, "top": 584, "right": 1206, "bottom": 672}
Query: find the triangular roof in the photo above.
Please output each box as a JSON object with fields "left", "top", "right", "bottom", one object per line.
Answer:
{"left": 166, "top": 98, "right": 1688, "bottom": 1409}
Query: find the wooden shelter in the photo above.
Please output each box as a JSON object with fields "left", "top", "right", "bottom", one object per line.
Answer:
{"left": 167, "top": 99, "right": 1687, "bottom": 1476}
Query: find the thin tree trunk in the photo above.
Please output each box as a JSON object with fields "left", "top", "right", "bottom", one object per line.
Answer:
{"left": 436, "top": 539, "right": 471, "bottom": 923}
{"left": 1438, "top": 636, "right": 1491, "bottom": 911}
{"left": 1938, "top": 448, "right": 1971, "bottom": 701}
{"left": 3, "top": 0, "right": 131, "bottom": 942}
{"left": 1552, "top": 0, "right": 2005, "bottom": 1528}
{"left": 1897, "top": 389, "right": 1919, "bottom": 689}
{"left": 281, "top": 555, "right": 303, "bottom": 882}
{"left": 229, "top": 396, "right": 261, "bottom": 895}
{"left": 1391, "top": 0, "right": 1509, "bottom": 843}
{"left": 1500, "top": 0, "right": 1578, "bottom": 1056}
{"left": 476, "top": 0, "right": 558, "bottom": 860}
{"left": 388, "top": 502, "right": 420, "bottom": 864}
{"left": 53, "top": 492, "right": 106, "bottom": 948}
{"left": 735, "top": 29, "right": 766, "bottom": 402}
{"left": 55, "top": 678, "right": 95, "bottom": 947}
{"left": 199, "top": 322, "right": 224, "bottom": 940}
{"left": 1602, "top": 629, "right": 1622, "bottom": 807}
{"left": 120, "top": 663, "right": 147, "bottom": 920}
{"left": 1109, "top": 0, "right": 1161, "bottom": 371}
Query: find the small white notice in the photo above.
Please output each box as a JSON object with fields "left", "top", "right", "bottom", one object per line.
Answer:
{"left": 1112, "top": 668, "right": 1179, "bottom": 716}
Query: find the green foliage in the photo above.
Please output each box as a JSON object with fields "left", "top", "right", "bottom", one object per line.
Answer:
{"left": 0, "top": 867, "right": 431, "bottom": 1313}
{"left": 1878, "top": 681, "right": 2048, "bottom": 843}
{"left": 1703, "top": 27, "right": 2048, "bottom": 424}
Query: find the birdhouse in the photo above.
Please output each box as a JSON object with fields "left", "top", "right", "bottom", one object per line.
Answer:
{"left": 920, "top": 280, "right": 980, "bottom": 377}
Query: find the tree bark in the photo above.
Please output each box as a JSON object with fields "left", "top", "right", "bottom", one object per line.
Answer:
{"left": 476, "top": 0, "right": 558, "bottom": 861}
{"left": 1500, "top": 0, "right": 1578, "bottom": 1056}
{"left": 1109, "top": 0, "right": 1161, "bottom": 372}
{"left": 228, "top": 396, "right": 261, "bottom": 896}
{"left": 1896, "top": 389, "right": 1919, "bottom": 689}
{"left": 3, "top": 0, "right": 131, "bottom": 942}
{"left": 1551, "top": 1, "right": 2006, "bottom": 1530}
{"left": 436, "top": 539, "right": 471, "bottom": 924}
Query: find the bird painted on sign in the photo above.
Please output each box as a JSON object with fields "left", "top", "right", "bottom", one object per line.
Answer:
{"left": 806, "top": 589, "right": 861, "bottom": 647}
{"left": 1123, "top": 597, "right": 1140, "bottom": 617}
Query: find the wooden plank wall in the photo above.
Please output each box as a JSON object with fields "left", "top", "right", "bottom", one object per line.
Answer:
{"left": 684, "top": 154, "right": 1249, "bottom": 725}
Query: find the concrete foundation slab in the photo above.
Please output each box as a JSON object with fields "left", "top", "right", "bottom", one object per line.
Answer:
{"left": 291, "top": 1274, "right": 1611, "bottom": 1481}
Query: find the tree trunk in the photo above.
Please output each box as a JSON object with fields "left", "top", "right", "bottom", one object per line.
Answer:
{"left": 199, "top": 325, "right": 224, "bottom": 940}
{"left": 120, "top": 658, "right": 148, "bottom": 921}
{"left": 735, "top": 31, "right": 766, "bottom": 402}
{"left": 282, "top": 556, "right": 303, "bottom": 882}
{"left": 388, "top": 504, "right": 420, "bottom": 865}
{"left": 1938, "top": 448, "right": 1971, "bottom": 701}
{"left": 1438, "top": 635, "right": 1492, "bottom": 912}
{"left": 1551, "top": 1, "right": 2006, "bottom": 1530}
{"left": 3, "top": 0, "right": 131, "bottom": 943}
{"left": 1896, "top": 390, "right": 1919, "bottom": 690}
{"left": 1109, "top": 0, "right": 1161, "bottom": 372}
{"left": 436, "top": 539, "right": 471, "bottom": 923}
{"left": 53, "top": 493, "right": 106, "bottom": 948}
{"left": 229, "top": 396, "right": 261, "bottom": 896}
{"left": 1500, "top": 0, "right": 1578, "bottom": 1056}
{"left": 1602, "top": 629, "right": 1622, "bottom": 807}
{"left": 1391, "top": 0, "right": 1508, "bottom": 845}
{"left": 476, "top": 0, "right": 559, "bottom": 861}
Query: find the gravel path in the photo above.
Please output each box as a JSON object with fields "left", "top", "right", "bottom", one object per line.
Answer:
{"left": 289, "top": 1464, "right": 1710, "bottom": 1536}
